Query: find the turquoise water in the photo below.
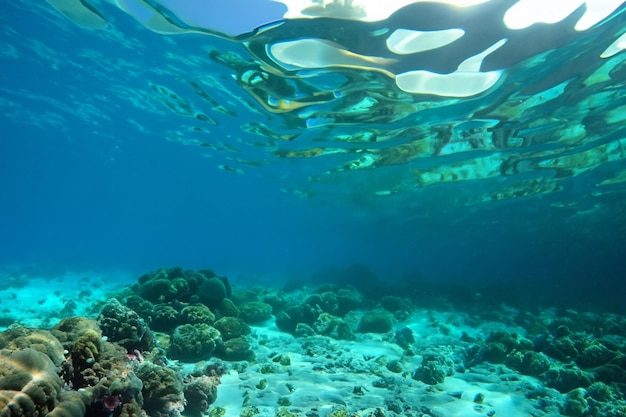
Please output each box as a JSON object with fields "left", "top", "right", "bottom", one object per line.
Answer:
{"left": 2, "top": 1, "right": 626, "bottom": 309}
{"left": 2, "top": 4, "right": 626, "bottom": 417}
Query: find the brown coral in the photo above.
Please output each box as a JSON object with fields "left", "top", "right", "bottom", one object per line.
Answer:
{"left": 0, "top": 348, "right": 87, "bottom": 417}
{"left": 0, "top": 327, "right": 65, "bottom": 366}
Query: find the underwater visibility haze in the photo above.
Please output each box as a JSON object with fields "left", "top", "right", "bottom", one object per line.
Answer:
{"left": 2, "top": 0, "right": 626, "bottom": 302}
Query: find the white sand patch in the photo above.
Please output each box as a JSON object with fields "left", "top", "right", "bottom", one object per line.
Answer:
{"left": 213, "top": 371, "right": 245, "bottom": 417}
{"left": 0, "top": 270, "right": 133, "bottom": 330}
{"left": 406, "top": 309, "right": 527, "bottom": 343}
{"left": 213, "top": 305, "right": 561, "bottom": 416}
{"left": 439, "top": 376, "right": 538, "bottom": 417}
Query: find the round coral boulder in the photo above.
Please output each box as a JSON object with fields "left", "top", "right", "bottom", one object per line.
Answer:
{"left": 97, "top": 299, "right": 154, "bottom": 351}
{"left": 238, "top": 301, "right": 272, "bottom": 324}
{"left": 183, "top": 376, "right": 218, "bottom": 417}
{"left": 0, "top": 348, "right": 88, "bottom": 417}
{"left": 357, "top": 309, "right": 393, "bottom": 333}
{"left": 213, "top": 317, "right": 251, "bottom": 341}
{"left": 181, "top": 304, "right": 216, "bottom": 325}
{"left": 168, "top": 324, "right": 222, "bottom": 361}
{"left": 219, "top": 337, "right": 254, "bottom": 361}
{"left": 198, "top": 277, "right": 227, "bottom": 309}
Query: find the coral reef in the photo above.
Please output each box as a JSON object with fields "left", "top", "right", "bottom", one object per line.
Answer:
{"left": 275, "top": 305, "right": 319, "bottom": 334}
{"left": 411, "top": 353, "right": 455, "bottom": 385}
{"left": 181, "top": 304, "right": 215, "bottom": 325}
{"left": 134, "top": 361, "right": 184, "bottom": 417}
{"left": 312, "top": 313, "right": 355, "bottom": 340}
{"left": 97, "top": 298, "right": 154, "bottom": 351}
{"left": 212, "top": 317, "right": 250, "bottom": 341}
{"left": 198, "top": 277, "right": 228, "bottom": 310}
{"left": 5, "top": 265, "right": 626, "bottom": 417}
{"left": 0, "top": 348, "right": 87, "bottom": 417}
{"left": 0, "top": 311, "right": 223, "bottom": 417}
{"left": 151, "top": 305, "right": 180, "bottom": 332}
{"left": 183, "top": 375, "right": 219, "bottom": 417}
{"left": 238, "top": 301, "right": 272, "bottom": 324}
{"left": 357, "top": 309, "right": 394, "bottom": 333}
{"left": 219, "top": 337, "right": 254, "bottom": 361}
{"left": 0, "top": 327, "right": 65, "bottom": 366}
{"left": 168, "top": 324, "right": 222, "bottom": 361}
{"left": 134, "top": 267, "right": 230, "bottom": 308}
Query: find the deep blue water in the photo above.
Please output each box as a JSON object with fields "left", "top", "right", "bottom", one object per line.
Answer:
{"left": 1, "top": 1, "right": 626, "bottom": 310}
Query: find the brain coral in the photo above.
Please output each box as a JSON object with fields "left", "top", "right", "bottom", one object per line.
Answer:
{"left": 0, "top": 348, "right": 87, "bottom": 417}
{"left": 0, "top": 327, "right": 65, "bottom": 366}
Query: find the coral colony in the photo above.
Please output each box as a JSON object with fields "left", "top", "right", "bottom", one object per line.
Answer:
{"left": 2, "top": 267, "right": 626, "bottom": 416}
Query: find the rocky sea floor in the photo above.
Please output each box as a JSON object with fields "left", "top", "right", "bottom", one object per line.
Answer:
{"left": 1, "top": 267, "right": 625, "bottom": 417}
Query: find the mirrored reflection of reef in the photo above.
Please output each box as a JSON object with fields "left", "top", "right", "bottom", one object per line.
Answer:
{"left": 23, "top": 1, "right": 626, "bottom": 211}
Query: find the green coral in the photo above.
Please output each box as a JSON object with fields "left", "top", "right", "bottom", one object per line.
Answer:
{"left": 217, "top": 298, "right": 240, "bottom": 317}
{"left": 564, "top": 388, "right": 588, "bottom": 417}
{"left": 386, "top": 360, "right": 403, "bottom": 373}
{"left": 336, "top": 288, "right": 363, "bottom": 315}
{"left": 208, "top": 407, "right": 226, "bottom": 417}
{"left": 181, "top": 304, "right": 215, "bottom": 325}
{"left": 135, "top": 267, "right": 226, "bottom": 306}
{"left": 412, "top": 353, "right": 455, "bottom": 385}
{"left": 168, "top": 324, "right": 222, "bottom": 361}
{"left": 484, "top": 331, "right": 530, "bottom": 364}
{"left": 261, "top": 291, "right": 291, "bottom": 312}
{"left": 327, "top": 405, "right": 348, "bottom": 417}
{"left": 576, "top": 343, "right": 617, "bottom": 368}
{"left": 313, "top": 313, "right": 355, "bottom": 340}
{"left": 97, "top": 298, "right": 154, "bottom": 351}
{"left": 213, "top": 317, "right": 251, "bottom": 341}
{"left": 380, "top": 296, "right": 411, "bottom": 314}
{"left": 151, "top": 305, "right": 180, "bottom": 332}
{"left": 239, "top": 301, "right": 273, "bottom": 324}
{"left": 198, "top": 277, "right": 227, "bottom": 309}
{"left": 587, "top": 381, "right": 613, "bottom": 402}
{"left": 275, "top": 407, "right": 299, "bottom": 417}
{"left": 135, "top": 361, "right": 184, "bottom": 416}
{"left": 52, "top": 317, "right": 103, "bottom": 367}
{"left": 74, "top": 329, "right": 102, "bottom": 364}
{"left": 484, "top": 342, "right": 508, "bottom": 363}
{"left": 183, "top": 375, "right": 219, "bottom": 417}
{"left": 241, "top": 406, "right": 260, "bottom": 417}
{"left": 505, "top": 351, "right": 551, "bottom": 376}
{"left": 219, "top": 337, "right": 254, "bottom": 361}
{"left": 544, "top": 366, "right": 594, "bottom": 393}
{"left": 275, "top": 305, "right": 319, "bottom": 334}
{"left": 357, "top": 309, "right": 393, "bottom": 333}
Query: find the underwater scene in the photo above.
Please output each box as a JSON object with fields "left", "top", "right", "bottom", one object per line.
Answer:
{"left": 2, "top": 0, "right": 626, "bottom": 416}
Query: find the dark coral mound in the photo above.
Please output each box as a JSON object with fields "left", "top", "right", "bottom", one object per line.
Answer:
{"left": 168, "top": 324, "right": 223, "bottom": 361}
{"left": 120, "top": 266, "right": 255, "bottom": 362}
{"left": 133, "top": 266, "right": 230, "bottom": 307}
{"left": 97, "top": 299, "right": 154, "bottom": 352}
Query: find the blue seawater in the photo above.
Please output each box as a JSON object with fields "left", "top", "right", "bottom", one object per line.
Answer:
{"left": 1, "top": 1, "right": 625, "bottom": 310}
